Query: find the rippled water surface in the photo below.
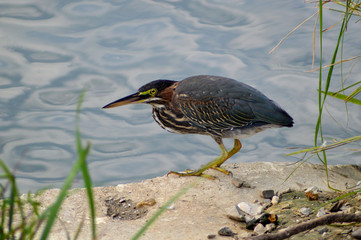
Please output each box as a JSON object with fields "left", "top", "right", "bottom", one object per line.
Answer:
{"left": 1, "top": 1, "right": 360, "bottom": 193}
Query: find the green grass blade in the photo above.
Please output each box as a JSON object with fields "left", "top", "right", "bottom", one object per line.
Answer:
{"left": 40, "top": 89, "right": 93, "bottom": 239}
{"left": 345, "top": 85, "right": 361, "bottom": 102}
{"left": 322, "top": 91, "right": 361, "bottom": 106}
{"left": 313, "top": 188, "right": 361, "bottom": 214}
{"left": 75, "top": 89, "right": 96, "bottom": 239}
{"left": 39, "top": 148, "right": 86, "bottom": 239}
{"left": 328, "top": 81, "right": 361, "bottom": 95}
{"left": 2, "top": 167, "right": 15, "bottom": 237}
{"left": 315, "top": 0, "right": 324, "bottom": 152}
{"left": 0, "top": 159, "right": 22, "bottom": 238}
{"left": 287, "top": 135, "right": 361, "bottom": 156}
{"left": 315, "top": 0, "right": 352, "bottom": 190}
{"left": 283, "top": 153, "right": 316, "bottom": 183}
{"left": 79, "top": 142, "right": 96, "bottom": 240}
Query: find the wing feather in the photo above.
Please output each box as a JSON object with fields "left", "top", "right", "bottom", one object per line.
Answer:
{"left": 173, "top": 75, "right": 293, "bottom": 135}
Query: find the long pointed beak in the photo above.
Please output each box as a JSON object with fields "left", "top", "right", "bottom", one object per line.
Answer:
{"left": 102, "top": 92, "right": 143, "bottom": 109}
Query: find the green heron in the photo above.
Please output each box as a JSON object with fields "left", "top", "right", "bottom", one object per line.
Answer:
{"left": 103, "top": 75, "right": 293, "bottom": 179}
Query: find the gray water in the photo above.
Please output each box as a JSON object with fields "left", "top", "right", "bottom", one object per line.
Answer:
{"left": 1, "top": 1, "right": 360, "bottom": 193}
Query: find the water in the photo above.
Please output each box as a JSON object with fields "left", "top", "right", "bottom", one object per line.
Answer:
{"left": 1, "top": 0, "right": 360, "bottom": 193}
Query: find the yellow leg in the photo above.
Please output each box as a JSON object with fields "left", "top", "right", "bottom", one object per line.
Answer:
{"left": 211, "top": 139, "right": 242, "bottom": 174}
{"left": 168, "top": 139, "right": 242, "bottom": 179}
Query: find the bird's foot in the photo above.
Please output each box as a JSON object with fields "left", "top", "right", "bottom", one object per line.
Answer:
{"left": 167, "top": 170, "right": 216, "bottom": 180}
{"left": 210, "top": 166, "right": 233, "bottom": 176}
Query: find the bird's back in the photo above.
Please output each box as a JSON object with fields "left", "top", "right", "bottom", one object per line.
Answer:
{"left": 173, "top": 75, "right": 293, "bottom": 137}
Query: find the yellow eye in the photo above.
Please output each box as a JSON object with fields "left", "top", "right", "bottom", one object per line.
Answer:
{"left": 149, "top": 88, "right": 157, "bottom": 95}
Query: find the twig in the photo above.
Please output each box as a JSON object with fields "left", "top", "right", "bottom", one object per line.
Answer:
{"left": 268, "top": 11, "right": 318, "bottom": 54}
{"left": 244, "top": 212, "right": 361, "bottom": 240}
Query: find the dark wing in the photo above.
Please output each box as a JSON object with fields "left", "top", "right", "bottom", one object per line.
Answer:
{"left": 173, "top": 76, "right": 293, "bottom": 135}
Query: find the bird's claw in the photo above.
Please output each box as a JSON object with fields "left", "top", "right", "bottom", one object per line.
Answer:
{"left": 167, "top": 170, "right": 216, "bottom": 180}
{"left": 210, "top": 166, "right": 233, "bottom": 176}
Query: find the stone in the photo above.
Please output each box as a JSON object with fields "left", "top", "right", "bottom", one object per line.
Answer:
{"left": 227, "top": 214, "right": 246, "bottom": 222}
{"left": 236, "top": 202, "right": 263, "bottom": 223}
{"left": 271, "top": 196, "right": 280, "bottom": 205}
{"left": 231, "top": 178, "right": 246, "bottom": 188}
{"left": 265, "top": 223, "right": 276, "bottom": 233}
{"left": 351, "top": 227, "right": 361, "bottom": 239}
{"left": 225, "top": 206, "right": 246, "bottom": 222}
{"left": 305, "top": 186, "right": 320, "bottom": 193}
{"left": 246, "top": 213, "right": 277, "bottom": 230}
{"left": 218, "top": 226, "right": 235, "bottom": 237}
{"left": 167, "top": 203, "right": 175, "bottom": 210}
{"left": 254, "top": 223, "right": 267, "bottom": 235}
{"left": 318, "top": 226, "right": 328, "bottom": 234}
{"left": 299, "top": 207, "right": 312, "bottom": 216}
{"left": 262, "top": 190, "right": 275, "bottom": 199}
{"left": 226, "top": 206, "right": 246, "bottom": 222}
{"left": 207, "top": 234, "right": 216, "bottom": 239}
{"left": 231, "top": 178, "right": 253, "bottom": 188}
{"left": 316, "top": 207, "right": 327, "bottom": 217}
{"left": 236, "top": 202, "right": 263, "bottom": 216}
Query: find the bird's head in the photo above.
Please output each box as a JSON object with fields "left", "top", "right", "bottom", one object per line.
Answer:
{"left": 103, "top": 79, "right": 177, "bottom": 109}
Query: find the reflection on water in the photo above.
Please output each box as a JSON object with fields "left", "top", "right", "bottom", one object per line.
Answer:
{"left": 0, "top": 0, "right": 360, "bottom": 193}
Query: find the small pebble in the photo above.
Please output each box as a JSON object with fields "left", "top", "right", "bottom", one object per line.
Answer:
{"left": 254, "top": 223, "right": 267, "bottom": 235}
{"left": 226, "top": 214, "right": 246, "bottom": 222}
{"left": 226, "top": 206, "right": 241, "bottom": 217}
{"left": 246, "top": 213, "right": 277, "bottom": 230}
{"left": 236, "top": 202, "right": 263, "bottom": 216}
{"left": 265, "top": 223, "right": 276, "bottom": 233}
{"left": 351, "top": 227, "right": 361, "bottom": 239}
{"left": 262, "top": 190, "right": 275, "bottom": 199}
{"left": 271, "top": 196, "right": 279, "bottom": 205}
{"left": 218, "top": 226, "right": 235, "bottom": 237}
{"left": 305, "top": 186, "right": 320, "bottom": 193}
{"left": 316, "top": 207, "right": 327, "bottom": 217}
{"left": 299, "top": 207, "right": 312, "bottom": 216}
{"left": 231, "top": 178, "right": 252, "bottom": 188}
{"left": 231, "top": 178, "right": 246, "bottom": 188}
{"left": 318, "top": 226, "right": 328, "bottom": 234}
{"left": 207, "top": 234, "right": 216, "bottom": 239}
{"left": 167, "top": 203, "right": 175, "bottom": 210}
